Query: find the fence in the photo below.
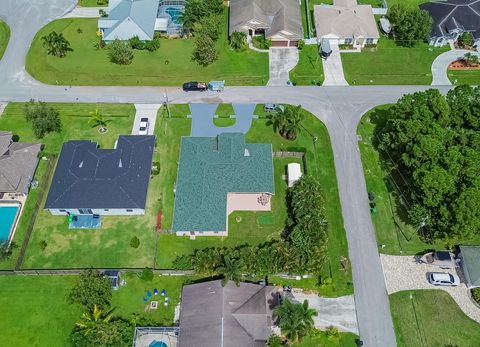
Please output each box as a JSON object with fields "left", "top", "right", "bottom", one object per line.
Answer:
{"left": 0, "top": 268, "right": 194, "bottom": 276}
{"left": 15, "top": 155, "right": 57, "bottom": 271}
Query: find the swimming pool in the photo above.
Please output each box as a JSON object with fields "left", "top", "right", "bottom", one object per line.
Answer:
{"left": 148, "top": 341, "right": 168, "bottom": 347}
{"left": 165, "top": 7, "right": 182, "bottom": 24}
{"left": 0, "top": 205, "right": 19, "bottom": 242}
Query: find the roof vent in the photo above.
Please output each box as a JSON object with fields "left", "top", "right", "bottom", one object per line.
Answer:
{"left": 78, "top": 161, "right": 84, "bottom": 168}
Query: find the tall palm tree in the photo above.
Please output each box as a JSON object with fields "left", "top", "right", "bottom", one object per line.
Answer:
{"left": 76, "top": 304, "right": 113, "bottom": 336}
{"left": 217, "top": 255, "right": 244, "bottom": 286}
{"left": 274, "top": 298, "right": 317, "bottom": 342}
{"left": 41, "top": 31, "right": 72, "bottom": 58}
{"left": 89, "top": 108, "right": 110, "bottom": 133}
{"left": 266, "top": 105, "right": 304, "bottom": 140}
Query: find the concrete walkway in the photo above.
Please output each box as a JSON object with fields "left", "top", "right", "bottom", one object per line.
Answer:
{"left": 381, "top": 254, "right": 480, "bottom": 323}
{"left": 62, "top": 6, "right": 106, "bottom": 18}
{"left": 322, "top": 42, "right": 348, "bottom": 86}
{"left": 292, "top": 291, "right": 359, "bottom": 334}
{"left": 431, "top": 49, "right": 480, "bottom": 86}
{"left": 189, "top": 103, "right": 255, "bottom": 137}
{"left": 132, "top": 104, "right": 161, "bottom": 135}
{"left": 267, "top": 48, "right": 299, "bottom": 86}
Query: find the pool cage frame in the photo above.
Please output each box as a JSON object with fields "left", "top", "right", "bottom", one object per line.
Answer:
{"left": 157, "top": 0, "right": 186, "bottom": 36}
{"left": 132, "top": 327, "right": 179, "bottom": 347}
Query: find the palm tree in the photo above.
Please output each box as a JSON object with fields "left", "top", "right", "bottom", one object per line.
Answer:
{"left": 273, "top": 298, "right": 317, "bottom": 342}
{"left": 76, "top": 304, "right": 113, "bottom": 336}
{"left": 89, "top": 108, "right": 110, "bottom": 133}
{"left": 463, "top": 52, "right": 479, "bottom": 67}
{"left": 266, "top": 105, "right": 304, "bottom": 140}
{"left": 217, "top": 255, "right": 244, "bottom": 286}
{"left": 41, "top": 31, "right": 72, "bottom": 58}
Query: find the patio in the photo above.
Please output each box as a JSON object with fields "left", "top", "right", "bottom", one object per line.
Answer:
{"left": 68, "top": 214, "right": 102, "bottom": 229}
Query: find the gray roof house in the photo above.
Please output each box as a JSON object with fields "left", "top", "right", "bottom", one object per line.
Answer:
{"left": 314, "top": 0, "right": 380, "bottom": 48}
{"left": 45, "top": 135, "right": 155, "bottom": 216}
{"left": 420, "top": 0, "right": 480, "bottom": 47}
{"left": 229, "top": 0, "right": 303, "bottom": 46}
{"left": 178, "top": 280, "right": 279, "bottom": 347}
{"left": 99, "top": 0, "right": 160, "bottom": 41}
{"left": 0, "top": 131, "right": 41, "bottom": 195}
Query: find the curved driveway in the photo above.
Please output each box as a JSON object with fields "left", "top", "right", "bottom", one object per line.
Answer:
{"left": 431, "top": 49, "right": 480, "bottom": 86}
{"left": 0, "top": 1, "right": 454, "bottom": 346}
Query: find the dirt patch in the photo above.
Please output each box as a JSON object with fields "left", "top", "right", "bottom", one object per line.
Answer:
{"left": 448, "top": 59, "right": 480, "bottom": 70}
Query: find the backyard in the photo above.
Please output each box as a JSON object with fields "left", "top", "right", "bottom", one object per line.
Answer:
{"left": 341, "top": 38, "right": 449, "bottom": 85}
{"left": 357, "top": 105, "right": 480, "bottom": 254}
{"left": 289, "top": 44, "right": 324, "bottom": 85}
{"left": 0, "top": 19, "right": 10, "bottom": 60}
{"left": 390, "top": 290, "right": 480, "bottom": 347}
{"left": 26, "top": 11, "right": 269, "bottom": 86}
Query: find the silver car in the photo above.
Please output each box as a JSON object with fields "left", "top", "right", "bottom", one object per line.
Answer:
{"left": 428, "top": 272, "right": 460, "bottom": 286}
{"left": 139, "top": 117, "right": 149, "bottom": 135}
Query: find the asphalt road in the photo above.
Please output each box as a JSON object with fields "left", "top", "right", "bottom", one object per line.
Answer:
{"left": 0, "top": 1, "right": 454, "bottom": 345}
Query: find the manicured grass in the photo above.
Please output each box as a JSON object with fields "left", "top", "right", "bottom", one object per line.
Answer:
{"left": 294, "top": 332, "right": 358, "bottom": 347}
{"left": 155, "top": 108, "right": 352, "bottom": 296}
{"left": 390, "top": 290, "right": 480, "bottom": 347}
{"left": 357, "top": 106, "right": 480, "bottom": 254}
{"left": 78, "top": 0, "right": 106, "bottom": 6}
{"left": 111, "top": 274, "right": 199, "bottom": 326}
{"left": 26, "top": 13, "right": 269, "bottom": 86}
{"left": 0, "top": 20, "right": 10, "bottom": 60}
{"left": 448, "top": 70, "right": 480, "bottom": 85}
{"left": 0, "top": 275, "right": 81, "bottom": 347}
{"left": 341, "top": 38, "right": 449, "bottom": 85}
{"left": 290, "top": 45, "right": 324, "bottom": 86}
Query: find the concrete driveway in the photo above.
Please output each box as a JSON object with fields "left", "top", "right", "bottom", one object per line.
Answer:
{"left": 292, "top": 291, "right": 359, "bottom": 334}
{"left": 322, "top": 42, "right": 348, "bottom": 86}
{"left": 431, "top": 49, "right": 480, "bottom": 86}
{"left": 381, "top": 254, "right": 480, "bottom": 323}
{"left": 267, "top": 48, "right": 299, "bottom": 86}
{"left": 132, "top": 104, "right": 161, "bottom": 135}
{"left": 63, "top": 6, "right": 106, "bottom": 18}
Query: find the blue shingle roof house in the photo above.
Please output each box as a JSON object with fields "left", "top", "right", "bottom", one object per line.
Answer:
{"left": 172, "top": 133, "right": 275, "bottom": 237}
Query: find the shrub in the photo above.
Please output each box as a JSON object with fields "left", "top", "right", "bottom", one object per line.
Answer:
{"left": 194, "top": 14, "right": 222, "bottom": 41}
{"left": 230, "top": 31, "right": 247, "bottom": 51}
{"left": 99, "top": 9, "right": 107, "bottom": 17}
{"left": 108, "top": 39, "right": 134, "bottom": 65}
{"left": 24, "top": 100, "right": 62, "bottom": 139}
{"left": 0, "top": 241, "right": 16, "bottom": 262}
{"left": 39, "top": 240, "right": 47, "bottom": 250}
{"left": 130, "top": 236, "right": 140, "bottom": 248}
{"left": 140, "top": 267, "right": 154, "bottom": 281}
{"left": 77, "top": 28, "right": 83, "bottom": 34}
{"left": 129, "top": 36, "right": 145, "bottom": 50}
{"left": 297, "top": 40, "right": 305, "bottom": 50}
{"left": 458, "top": 32, "right": 474, "bottom": 47}
{"left": 325, "top": 326, "right": 340, "bottom": 339}
{"left": 267, "top": 335, "right": 287, "bottom": 347}
{"left": 252, "top": 35, "right": 272, "bottom": 49}
{"left": 145, "top": 38, "right": 160, "bottom": 52}
{"left": 472, "top": 288, "right": 480, "bottom": 304}
{"left": 151, "top": 161, "right": 160, "bottom": 176}
{"left": 192, "top": 34, "right": 218, "bottom": 66}
{"left": 68, "top": 269, "right": 112, "bottom": 310}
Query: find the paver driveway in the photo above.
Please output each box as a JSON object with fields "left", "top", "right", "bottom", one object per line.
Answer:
{"left": 381, "top": 254, "right": 480, "bottom": 323}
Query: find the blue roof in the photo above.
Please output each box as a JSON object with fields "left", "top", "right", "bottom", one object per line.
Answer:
{"left": 101, "top": 0, "right": 160, "bottom": 41}
{"left": 172, "top": 133, "right": 274, "bottom": 232}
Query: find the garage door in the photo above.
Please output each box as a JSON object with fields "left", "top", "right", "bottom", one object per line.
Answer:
{"left": 271, "top": 40, "right": 289, "bottom": 47}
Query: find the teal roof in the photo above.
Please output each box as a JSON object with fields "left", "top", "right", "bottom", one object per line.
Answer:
{"left": 460, "top": 245, "right": 480, "bottom": 287}
{"left": 101, "top": 0, "right": 160, "bottom": 41}
{"left": 172, "top": 133, "right": 274, "bottom": 232}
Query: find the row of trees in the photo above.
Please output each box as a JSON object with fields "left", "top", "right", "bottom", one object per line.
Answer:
{"left": 388, "top": 4, "right": 432, "bottom": 47}
{"left": 376, "top": 85, "right": 480, "bottom": 240}
{"left": 182, "top": 0, "right": 224, "bottom": 66}
{"left": 173, "top": 175, "right": 329, "bottom": 278}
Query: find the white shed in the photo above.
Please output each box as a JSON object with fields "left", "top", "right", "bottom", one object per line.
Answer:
{"left": 287, "top": 163, "right": 302, "bottom": 187}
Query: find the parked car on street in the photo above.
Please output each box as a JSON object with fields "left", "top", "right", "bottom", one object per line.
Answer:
{"left": 139, "top": 118, "right": 149, "bottom": 135}
{"left": 428, "top": 272, "right": 460, "bottom": 286}
{"left": 182, "top": 81, "right": 207, "bottom": 91}
{"left": 264, "top": 104, "right": 284, "bottom": 112}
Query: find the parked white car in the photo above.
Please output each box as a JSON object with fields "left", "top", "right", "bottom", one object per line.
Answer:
{"left": 139, "top": 118, "right": 149, "bottom": 135}
{"left": 428, "top": 272, "right": 460, "bottom": 286}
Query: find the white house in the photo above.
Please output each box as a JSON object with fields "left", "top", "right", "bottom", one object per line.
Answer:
{"left": 314, "top": 0, "right": 380, "bottom": 48}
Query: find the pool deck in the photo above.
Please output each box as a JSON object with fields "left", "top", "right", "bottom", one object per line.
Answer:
{"left": 0, "top": 194, "right": 26, "bottom": 245}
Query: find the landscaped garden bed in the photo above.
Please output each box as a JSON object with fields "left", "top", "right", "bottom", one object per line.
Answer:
{"left": 26, "top": 12, "right": 269, "bottom": 86}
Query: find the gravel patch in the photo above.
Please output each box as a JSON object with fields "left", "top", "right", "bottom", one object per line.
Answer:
{"left": 380, "top": 254, "right": 480, "bottom": 323}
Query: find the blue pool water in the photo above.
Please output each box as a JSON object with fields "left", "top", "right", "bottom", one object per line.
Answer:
{"left": 149, "top": 341, "right": 167, "bottom": 347}
{"left": 165, "top": 7, "right": 182, "bottom": 24}
{"left": 0, "top": 205, "right": 19, "bottom": 241}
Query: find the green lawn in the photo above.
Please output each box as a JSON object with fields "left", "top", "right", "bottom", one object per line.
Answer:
{"left": 290, "top": 45, "right": 324, "bottom": 86}
{"left": 155, "top": 108, "right": 352, "bottom": 296}
{"left": 26, "top": 13, "right": 269, "bottom": 86}
{"left": 0, "top": 276, "right": 81, "bottom": 347}
{"left": 294, "top": 331, "right": 358, "bottom": 347}
{"left": 390, "top": 290, "right": 480, "bottom": 347}
{"left": 0, "top": 19, "right": 10, "bottom": 60}
{"left": 448, "top": 70, "right": 480, "bottom": 85}
{"left": 357, "top": 106, "right": 480, "bottom": 254}
{"left": 78, "top": 0, "right": 106, "bottom": 6}
{"left": 341, "top": 38, "right": 449, "bottom": 85}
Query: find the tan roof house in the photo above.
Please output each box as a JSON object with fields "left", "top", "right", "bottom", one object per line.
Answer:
{"left": 314, "top": 0, "right": 380, "bottom": 48}
{"left": 229, "top": 0, "right": 303, "bottom": 47}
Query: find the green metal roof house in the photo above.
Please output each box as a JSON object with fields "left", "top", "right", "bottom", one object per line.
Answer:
{"left": 172, "top": 133, "right": 274, "bottom": 236}
{"left": 459, "top": 245, "right": 480, "bottom": 289}
{"left": 98, "top": 0, "right": 160, "bottom": 41}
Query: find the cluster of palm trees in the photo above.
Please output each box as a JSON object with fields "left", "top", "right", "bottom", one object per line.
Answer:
{"left": 273, "top": 298, "right": 317, "bottom": 343}
{"left": 266, "top": 105, "right": 304, "bottom": 140}
{"left": 41, "top": 31, "right": 72, "bottom": 58}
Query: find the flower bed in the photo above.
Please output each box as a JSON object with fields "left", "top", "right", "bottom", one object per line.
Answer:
{"left": 448, "top": 59, "right": 480, "bottom": 70}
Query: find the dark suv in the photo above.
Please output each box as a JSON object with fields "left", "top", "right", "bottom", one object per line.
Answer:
{"left": 182, "top": 81, "right": 207, "bottom": 91}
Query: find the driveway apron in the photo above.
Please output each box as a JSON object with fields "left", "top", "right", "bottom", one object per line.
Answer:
{"left": 267, "top": 48, "right": 299, "bottom": 86}
{"left": 132, "top": 104, "right": 161, "bottom": 135}
{"left": 322, "top": 42, "right": 348, "bottom": 86}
